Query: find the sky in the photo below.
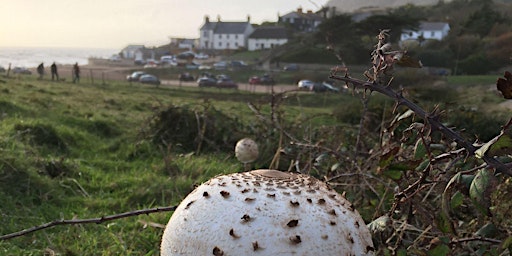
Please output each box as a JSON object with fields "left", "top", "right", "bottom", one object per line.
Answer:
{"left": 1, "top": 0, "right": 328, "bottom": 50}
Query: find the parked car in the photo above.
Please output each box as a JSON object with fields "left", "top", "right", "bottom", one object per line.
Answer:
{"left": 248, "top": 74, "right": 275, "bottom": 85}
{"left": 312, "top": 82, "right": 340, "bottom": 93}
{"left": 139, "top": 74, "right": 161, "bottom": 86}
{"left": 216, "top": 78, "right": 238, "bottom": 89}
{"left": 160, "top": 55, "right": 177, "bottom": 66}
{"left": 195, "top": 53, "right": 209, "bottom": 60}
{"left": 198, "top": 64, "right": 212, "bottom": 70}
{"left": 134, "top": 59, "right": 146, "bottom": 65}
{"left": 179, "top": 72, "right": 195, "bottom": 81}
{"left": 197, "top": 76, "right": 217, "bottom": 87}
{"left": 126, "top": 71, "right": 146, "bottom": 82}
{"left": 213, "top": 61, "right": 228, "bottom": 70}
{"left": 283, "top": 63, "right": 299, "bottom": 71}
{"left": 12, "top": 67, "right": 32, "bottom": 75}
{"left": 231, "top": 60, "right": 248, "bottom": 69}
{"left": 297, "top": 79, "right": 315, "bottom": 90}
{"left": 248, "top": 76, "right": 260, "bottom": 85}
{"left": 186, "top": 62, "right": 200, "bottom": 70}
{"left": 177, "top": 51, "right": 196, "bottom": 60}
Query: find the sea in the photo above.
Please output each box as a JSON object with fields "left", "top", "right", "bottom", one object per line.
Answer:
{"left": 0, "top": 47, "right": 118, "bottom": 69}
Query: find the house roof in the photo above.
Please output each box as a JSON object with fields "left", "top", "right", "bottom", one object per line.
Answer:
{"left": 249, "top": 27, "right": 290, "bottom": 39}
{"left": 419, "top": 22, "right": 449, "bottom": 31}
{"left": 122, "top": 45, "right": 145, "bottom": 51}
{"left": 281, "top": 9, "right": 323, "bottom": 21}
{"left": 201, "top": 21, "right": 252, "bottom": 34}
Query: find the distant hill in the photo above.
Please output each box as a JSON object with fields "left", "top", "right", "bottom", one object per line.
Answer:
{"left": 324, "top": 0, "right": 452, "bottom": 13}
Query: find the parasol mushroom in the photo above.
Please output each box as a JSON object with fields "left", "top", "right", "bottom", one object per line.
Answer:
{"left": 161, "top": 169, "right": 374, "bottom": 255}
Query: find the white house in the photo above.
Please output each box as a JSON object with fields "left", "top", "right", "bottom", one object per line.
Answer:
{"left": 199, "top": 16, "right": 254, "bottom": 50}
{"left": 121, "top": 45, "right": 144, "bottom": 59}
{"left": 247, "top": 27, "right": 290, "bottom": 51}
{"left": 401, "top": 22, "right": 450, "bottom": 42}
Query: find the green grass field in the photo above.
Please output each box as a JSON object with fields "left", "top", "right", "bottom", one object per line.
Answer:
{"left": 0, "top": 75, "right": 350, "bottom": 255}
{"left": 0, "top": 72, "right": 509, "bottom": 255}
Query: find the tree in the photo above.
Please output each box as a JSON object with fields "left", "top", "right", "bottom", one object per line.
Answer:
{"left": 463, "top": 1, "right": 508, "bottom": 37}
{"left": 356, "top": 9, "right": 422, "bottom": 43}
{"left": 314, "top": 14, "right": 367, "bottom": 64}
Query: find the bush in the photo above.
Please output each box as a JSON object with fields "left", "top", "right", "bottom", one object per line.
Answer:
{"left": 144, "top": 103, "right": 245, "bottom": 154}
{"left": 458, "top": 53, "right": 499, "bottom": 75}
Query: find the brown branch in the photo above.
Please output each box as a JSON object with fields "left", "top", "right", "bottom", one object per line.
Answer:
{"left": 0, "top": 205, "right": 177, "bottom": 241}
{"left": 328, "top": 74, "right": 512, "bottom": 177}
{"left": 451, "top": 236, "right": 502, "bottom": 245}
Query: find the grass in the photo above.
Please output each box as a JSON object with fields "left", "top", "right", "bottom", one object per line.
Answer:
{"left": 0, "top": 72, "right": 509, "bottom": 255}
{"left": 0, "top": 74, "right": 349, "bottom": 255}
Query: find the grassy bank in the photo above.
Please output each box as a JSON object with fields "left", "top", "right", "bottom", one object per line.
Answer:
{"left": 0, "top": 75, "right": 347, "bottom": 255}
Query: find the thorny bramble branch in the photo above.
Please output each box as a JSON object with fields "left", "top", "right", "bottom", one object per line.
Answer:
{"left": 329, "top": 30, "right": 512, "bottom": 178}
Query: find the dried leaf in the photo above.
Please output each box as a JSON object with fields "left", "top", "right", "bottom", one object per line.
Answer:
{"left": 395, "top": 54, "right": 423, "bottom": 68}
{"left": 475, "top": 119, "right": 512, "bottom": 158}
{"left": 497, "top": 71, "right": 512, "bottom": 99}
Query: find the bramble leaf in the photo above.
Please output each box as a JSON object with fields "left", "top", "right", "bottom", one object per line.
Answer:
{"left": 469, "top": 169, "right": 497, "bottom": 216}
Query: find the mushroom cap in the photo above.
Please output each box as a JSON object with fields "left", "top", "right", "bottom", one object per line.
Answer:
{"left": 235, "top": 138, "right": 259, "bottom": 164}
{"left": 160, "top": 169, "right": 375, "bottom": 255}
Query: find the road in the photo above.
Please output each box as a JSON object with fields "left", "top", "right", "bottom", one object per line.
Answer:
{"left": 161, "top": 80, "right": 301, "bottom": 93}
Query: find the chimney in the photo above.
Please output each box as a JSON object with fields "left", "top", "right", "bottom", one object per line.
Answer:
{"left": 297, "top": 7, "right": 303, "bottom": 13}
{"left": 204, "top": 15, "right": 210, "bottom": 23}
{"left": 217, "top": 15, "right": 221, "bottom": 22}
{"left": 307, "top": 10, "right": 312, "bottom": 14}
{"left": 247, "top": 15, "right": 251, "bottom": 23}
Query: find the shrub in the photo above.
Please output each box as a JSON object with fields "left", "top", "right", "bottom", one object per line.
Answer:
{"left": 143, "top": 103, "right": 245, "bottom": 154}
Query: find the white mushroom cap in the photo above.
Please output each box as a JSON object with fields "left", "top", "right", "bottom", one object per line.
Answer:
{"left": 161, "top": 169, "right": 375, "bottom": 255}
{"left": 235, "top": 138, "right": 259, "bottom": 164}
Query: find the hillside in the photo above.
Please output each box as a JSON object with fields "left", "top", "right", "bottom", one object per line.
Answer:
{"left": 324, "top": 0, "right": 452, "bottom": 12}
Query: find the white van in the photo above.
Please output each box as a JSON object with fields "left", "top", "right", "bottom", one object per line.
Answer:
{"left": 160, "top": 55, "right": 177, "bottom": 66}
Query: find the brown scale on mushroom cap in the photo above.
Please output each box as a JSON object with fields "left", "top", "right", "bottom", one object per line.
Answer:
{"left": 161, "top": 169, "right": 375, "bottom": 255}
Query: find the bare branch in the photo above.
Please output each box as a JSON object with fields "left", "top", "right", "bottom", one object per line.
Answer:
{"left": 0, "top": 205, "right": 177, "bottom": 241}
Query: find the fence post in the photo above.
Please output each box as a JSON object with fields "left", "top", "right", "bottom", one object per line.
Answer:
{"left": 89, "top": 69, "right": 94, "bottom": 84}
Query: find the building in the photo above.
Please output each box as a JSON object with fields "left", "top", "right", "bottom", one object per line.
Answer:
{"left": 247, "top": 27, "right": 290, "bottom": 51}
{"left": 121, "top": 45, "right": 145, "bottom": 59}
{"left": 400, "top": 22, "right": 451, "bottom": 42}
{"left": 199, "top": 16, "right": 254, "bottom": 50}
{"left": 169, "top": 38, "right": 197, "bottom": 50}
{"left": 278, "top": 8, "right": 323, "bottom": 32}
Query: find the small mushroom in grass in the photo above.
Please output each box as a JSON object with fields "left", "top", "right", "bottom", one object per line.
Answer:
{"left": 235, "top": 138, "right": 259, "bottom": 171}
{"left": 160, "top": 169, "right": 374, "bottom": 255}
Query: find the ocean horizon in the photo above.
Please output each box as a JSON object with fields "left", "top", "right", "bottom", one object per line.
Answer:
{"left": 0, "top": 47, "right": 118, "bottom": 69}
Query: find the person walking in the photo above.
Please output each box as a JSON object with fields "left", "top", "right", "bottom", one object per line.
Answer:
{"left": 72, "top": 62, "right": 80, "bottom": 83}
{"left": 50, "top": 62, "right": 59, "bottom": 81}
{"left": 37, "top": 62, "right": 44, "bottom": 80}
